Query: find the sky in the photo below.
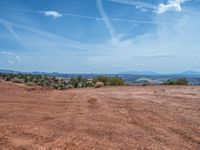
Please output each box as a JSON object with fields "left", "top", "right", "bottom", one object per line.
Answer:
{"left": 0, "top": 0, "right": 200, "bottom": 74}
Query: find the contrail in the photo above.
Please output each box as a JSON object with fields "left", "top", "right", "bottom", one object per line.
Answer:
{"left": 1, "top": 7, "right": 199, "bottom": 27}
{"left": 1, "top": 8, "right": 99, "bottom": 20}
{"left": 96, "top": 0, "right": 117, "bottom": 42}
{"left": 62, "top": 13, "right": 98, "bottom": 20}
{"left": 109, "top": 0, "right": 157, "bottom": 10}
{"left": 109, "top": 18, "right": 168, "bottom": 25}
{"left": 0, "top": 18, "right": 109, "bottom": 52}
{"left": 0, "top": 19, "right": 26, "bottom": 47}
{"left": 183, "top": 10, "right": 200, "bottom": 15}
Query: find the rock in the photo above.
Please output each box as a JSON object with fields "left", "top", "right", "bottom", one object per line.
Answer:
{"left": 95, "top": 82, "right": 104, "bottom": 88}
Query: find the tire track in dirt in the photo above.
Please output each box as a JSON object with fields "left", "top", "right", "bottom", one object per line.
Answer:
{"left": 0, "top": 82, "right": 200, "bottom": 149}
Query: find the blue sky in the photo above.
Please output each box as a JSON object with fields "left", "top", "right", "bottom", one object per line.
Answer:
{"left": 0, "top": 0, "right": 200, "bottom": 73}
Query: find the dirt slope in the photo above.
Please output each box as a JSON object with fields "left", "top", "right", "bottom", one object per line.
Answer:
{"left": 0, "top": 81, "right": 200, "bottom": 150}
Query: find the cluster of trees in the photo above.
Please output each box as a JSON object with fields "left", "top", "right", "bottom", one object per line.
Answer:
{"left": 163, "top": 78, "right": 188, "bottom": 85}
{"left": 0, "top": 73, "right": 67, "bottom": 89}
{"left": 0, "top": 73, "right": 124, "bottom": 90}
{"left": 93, "top": 76, "right": 124, "bottom": 86}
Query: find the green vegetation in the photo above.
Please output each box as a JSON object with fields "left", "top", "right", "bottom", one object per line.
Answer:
{"left": 0, "top": 73, "right": 124, "bottom": 90}
{"left": 92, "top": 76, "right": 124, "bottom": 86}
{"left": 164, "top": 78, "right": 188, "bottom": 85}
{"left": 25, "top": 82, "right": 34, "bottom": 86}
{"left": 68, "top": 76, "right": 93, "bottom": 88}
{"left": 0, "top": 73, "right": 68, "bottom": 89}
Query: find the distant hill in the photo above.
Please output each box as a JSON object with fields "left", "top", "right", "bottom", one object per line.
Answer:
{"left": 0, "top": 69, "right": 200, "bottom": 77}
{"left": 0, "top": 69, "right": 21, "bottom": 74}
{"left": 1, "top": 69, "right": 200, "bottom": 85}
{"left": 0, "top": 69, "right": 100, "bottom": 78}
{"left": 179, "top": 71, "right": 200, "bottom": 76}
{"left": 120, "top": 71, "right": 159, "bottom": 75}
{"left": 120, "top": 70, "right": 200, "bottom": 76}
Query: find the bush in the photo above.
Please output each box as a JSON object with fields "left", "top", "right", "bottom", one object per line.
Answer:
{"left": 93, "top": 76, "right": 110, "bottom": 84}
{"left": 12, "top": 77, "right": 24, "bottom": 83}
{"left": 68, "top": 77, "right": 82, "bottom": 88}
{"left": 0, "top": 73, "right": 125, "bottom": 90}
{"left": 93, "top": 76, "right": 124, "bottom": 86}
{"left": 68, "top": 77, "right": 93, "bottom": 88}
{"left": 66, "top": 84, "right": 74, "bottom": 89}
{"left": 26, "top": 82, "right": 34, "bottom": 86}
{"left": 85, "top": 81, "right": 94, "bottom": 87}
{"left": 176, "top": 78, "right": 188, "bottom": 85}
{"left": 54, "top": 83, "right": 66, "bottom": 90}
{"left": 5, "top": 77, "right": 12, "bottom": 81}
{"left": 164, "top": 78, "right": 188, "bottom": 85}
{"left": 110, "top": 76, "right": 124, "bottom": 86}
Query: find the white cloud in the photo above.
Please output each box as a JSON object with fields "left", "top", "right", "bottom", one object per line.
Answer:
{"left": 0, "top": 50, "right": 21, "bottom": 63}
{"left": 8, "top": 60, "right": 14, "bottom": 65}
{"left": 0, "top": 51, "right": 14, "bottom": 56}
{"left": 15, "top": 56, "right": 21, "bottom": 62}
{"left": 112, "top": 64, "right": 123, "bottom": 68}
{"left": 44, "top": 11, "right": 63, "bottom": 18}
{"left": 157, "top": 0, "right": 190, "bottom": 14}
{"left": 109, "top": 0, "right": 192, "bottom": 14}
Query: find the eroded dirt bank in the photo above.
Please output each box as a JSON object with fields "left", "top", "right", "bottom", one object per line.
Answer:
{"left": 0, "top": 81, "right": 200, "bottom": 150}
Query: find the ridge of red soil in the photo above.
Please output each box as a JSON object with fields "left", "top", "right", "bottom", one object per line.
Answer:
{"left": 0, "top": 81, "right": 200, "bottom": 149}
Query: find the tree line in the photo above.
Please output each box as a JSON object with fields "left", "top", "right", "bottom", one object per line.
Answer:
{"left": 0, "top": 73, "right": 125, "bottom": 90}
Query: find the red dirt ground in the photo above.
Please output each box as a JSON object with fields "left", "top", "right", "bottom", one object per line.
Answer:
{"left": 0, "top": 81, "right": 200, "bottom": 150}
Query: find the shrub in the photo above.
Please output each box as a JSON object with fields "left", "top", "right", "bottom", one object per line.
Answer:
{"left": 12, "top": 77, "right": 24, "bottom": 83}
{"left": 68, "top": 77, "right": 81, "bottom": 88}
{"left": 68, "top": 76, "right": 93, "bottom": 88}
{"left": 26, "top": 82, "right": 34, "bottom": 86}
{"left": 66, "top": 84, "right": 74, "bottom": 89}
{"left": 164, "top": 78, "right": 188, "bottom": 85}
{"left": 110, "top": 76, "right": 124, "bottom": 86}
{"left": 176, "top": 78, "right": 188, "bottom": 85}
{"left": 85, "top": 81, "right": 94, "bottom": 87}
{"left": 93, "top": 76, "right": 110, "bottom": 84}
{"left": 5, "top": 76, "right": 12, "bottom": 81}
{"left": 58, "top": 84, "right": 66, "bottom": 90}
{"left": 54, "top": 83, "right": 66, "bottom": 90}
{"left": 0, "top": 73, "right": 125, "bottom": 89}
{"left": 93, "top": 76, "right": 124, "bottom": 86}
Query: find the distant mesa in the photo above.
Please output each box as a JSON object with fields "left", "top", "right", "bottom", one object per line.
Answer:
{"left": 179, "top": 71, "right": 200, "bottom": 76}
{"left": 120, "top": 70, "right": 200, "bottom": 76}
{"left": 0, "top": 69, "right": 200, "bottom": 76}
{"left": 120, "top": 71, "right": 159, "bottom": 75}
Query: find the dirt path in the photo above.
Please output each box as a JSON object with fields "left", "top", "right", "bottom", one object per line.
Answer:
{"left": 0, "top": 81, "right": 200, "bottom": 149}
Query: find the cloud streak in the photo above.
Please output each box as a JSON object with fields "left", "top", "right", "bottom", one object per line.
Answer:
{"left": 1, "top": 7, "right": 199, "bottom": 27}
{"left": 0, "top": 19, "right": 87, "bottom": 49}
{"left": 0, "top": 51, "right": 15, "bottom": 56}
{"left": 97, "top": 0, "right": 117, "bottom": 43}
{"left": 109, "top": 0, "right": 157, "bottom": 10}
{"left": 0, "top": 19, "right": 26, "bottom": 46}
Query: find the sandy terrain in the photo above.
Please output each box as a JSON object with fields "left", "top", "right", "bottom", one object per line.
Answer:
{"left": 0, "top": 81, "right": 200, "bottom": 150}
